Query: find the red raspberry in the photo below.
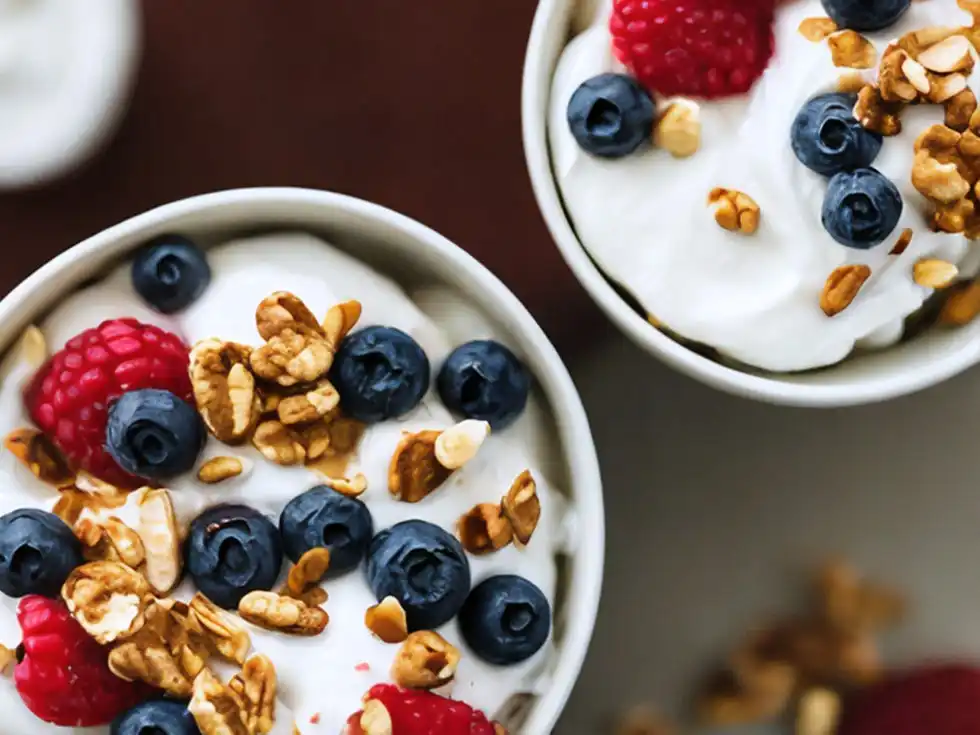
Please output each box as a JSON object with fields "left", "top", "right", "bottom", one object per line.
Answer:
{"left": 14, "top": 596, "right": 152, "bottom": 726}
{"left": 610, "top": 0, "right": 775, "bottom": 99}
{"left": 345, "top": 684, "right": 498, "bottom": 735}
{"left": 24, "top": 318, "right": 193, "bottom": 487}
{"left": 837, "top": 664, "right": 980, "bottom": 735}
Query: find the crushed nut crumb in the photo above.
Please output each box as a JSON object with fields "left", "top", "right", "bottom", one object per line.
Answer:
{"left": 458, "top": 503, "right": 513, "bottom": 555}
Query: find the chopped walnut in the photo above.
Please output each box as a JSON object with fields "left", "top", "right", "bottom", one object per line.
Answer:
{"left": 828, "top": 30, "right": 877, "bottom": 69}
{"left": 434, "top": 419, "right": 490, "bottom": 470}
{"left": 820, "top": 265, "right": 871, "bottom": 317}
{"left": 238, "top": 591, "right": 329, "bottom": 636}
{"left": 796, "top": 689, "right": 841, "bottom": 735}
{"left": 391, "top": 630, "right": 461, "bottom": 690}
{"left": 189, "top": 668, "right": 249, "bottom": 735}
{"left": 708, "top": 188, "right": 760, "bottom": 234}
{"left": 502, "top": 469, "right": 542, "bottom": 545}
{"left": 285, "top": 547, "right": 331, "bottom": 599}
{"left": 918, "top": 34, "right": 974, "bottom": 73}
{"left": 389, "top": 430, "right": 453, "bottom": 503}
{"left": 190, "top": 339, "right": 260, "bottom": 444}
{"left": 933, "top": 196, "right": 976, "bottom": 233}
{"left": 323, "top": 472, "right": 368, "bottom": 498}
{"left": 654, "top": 101, "right": 701, "bottom": 158}
{"left": 798, "top": 17, "right": 837, "bottom": 42}
{"left": 109, "top": 639, "right": 196, "bottom": 697}
{"left": 878, "top": 48, "right": 919, "bottom": 102}
{"left": 4, "top": 428, "right": 75, "bottom": 486}
{"left": 229, "top": 654, "right": 277, "bottom": 735}
{"left": 251, "top": 292, "right": 333, "bottom": 387}
{"left": 190, "top": 593, "right": 251, "bottom": 664}
{"left": 252, "top": 420, "right": 306, "bottom": 465}
{"left": 52, "top": 486, "right": 128, "bottom": 526}
{"left": 137, "top": 488, "right": 182, "bottom": 595}
{"left": 940, "top": 280, "right": 980, "bottom": 324}
{"left": 277, "top": 380, "right": 340, "bottom": 425}
{"left": 912, "top": 149, "right": 971, "bottom": 203}
{"left": 290, "top": 419, "right": 332, "bottom": 462}
{"left": 946, "top": 89, "right": 978, "bottom": 131}
{"left": 913, "top": 258, "right": 959, "bottom": 288}
{"left": 458, "top": 503, "right": 514, "bottom": 555}
{"left": 198, "top": 456, "right": 245, "bottom": 484}
{"left": 889, "top": 228, "right": 913, "bottom": 255}
{"left": 365, "top": 596, "right": 409, "bottom": 644}
{"left": 854, "top": 85, "right": 903, "bottom": 136}
{"left": 62, "top": 561, "right": 151, "bottom": 644}
{"left": 321, "top": 300, "right": 363, "bottom": 350}
{"left": 75, "top": 516, "right": 146, "bottom": 568}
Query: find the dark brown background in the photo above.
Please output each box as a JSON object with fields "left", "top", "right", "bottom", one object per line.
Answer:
{"left": 0, "top": 1, "right": 603, "bottom": 352}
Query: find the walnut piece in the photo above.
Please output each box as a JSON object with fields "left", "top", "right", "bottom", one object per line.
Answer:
{"left": 502, "top": 470, "right": 542, "bottom": 545}
{"left": 391, "top": 630, "right": 461, "bottom": 690}
{"left": 4, "top": 428, "right": 75, "bottom": 485}
{"left": 62, "top": 561, "right": 150, "bottom": 644}
{"left": 940, "top": 281, "right": 980, "bottom": 324}
{"left": 946, "top": 88, "right": 978, "bottom": 131}
{"left": 285, "top": 547, "right": 331, "bottom": 599}
{"left": 365, "top": 596, "right": 409, "bottom": 644}
{"left": 828, "top": 30, "right": 877, "bottom": 69}
{"left": 933, "top": 196, "right": 976, "bottom": 233}
{"left": 190, "top": 593, "right": 251, "bottom": 664}
{"left": 654, "top": 101, "right": 701, "bottom": 158}
{"left": 820, "top": 265, "right": 872, "bottom": 317}
{"left": 52, "top": 486, "right": 128, "bottom": 527}
{"left": 229, "top": 654, "right": 277, "bottom": 735}
{"left": 252, "top": 421, "right": 306, "bottom": 465}
{"left": 321, "top": 299, "right": 362, "bottom": 350}
{"left": 912, "top": 148, "right": 971, "bottom": 203}
{"left": 798, "top": 17, "right": 837, "bottom": 42}
{"left": 708, "top": 188, "right": 760, "bottom": 234}
{"left": 854, "top": 85, "right": 903, "bottom": 135}
{"left": 913, "top": 258, "right": 959, "bottom": 288}
{"left": 190, "top": 339, "right": 260, "bottom": 444}
{"left": 75, "top": 516, "right": 146, "bottom": 568}
{"left": 878, "top": 48, "right": 919, "bottom": 102}
{"left": 458, "top": 503, "right": 514, "bottom": 555}
{"left": 434, "top": 419, "right": 490, "bottom": 470}
{"left": 276, "top": 380, "right": 340, "bottom": 425}
{"left": 238, "top": 591, "right": 329, "bottom": 636}
{"left": 189, "top": 668, "right": 249, "bottom": 735}
{"left": 137, "top": 488, "right": 182, "bottom": 595}
{"left": 389, "top": 430, "right": 453, "bottom": 503}
{"left": 251, "top": 292, "right": 333, "bottom": 387}
{"left": 198, "top": 456, "right": 245, "bottom": 484}
{"left": 323, "top": 472, "right": 368, "bottom": 498}
{"left": 110, "top": 639, "right": 197, "bottom": 697}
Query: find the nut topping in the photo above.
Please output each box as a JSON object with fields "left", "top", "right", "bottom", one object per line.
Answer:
{"left": 946, "top": 88, "right": 978, "bottom": 131}
{"left": 502, "top": 470, "right": 541, "bottom": 546}
{"left": 137, "top": 488, "right": 182, "bottom": 595}
{"left": 4, "top": 428, "right": 75, "bottom": 486}
{"left": 251, "top": 292, "right": 333, "bottom": 387}
{"left": 198, "top": 456, "right": 245, "bottom": 484}
{"left": 389, "top": 430, "right": 453, "bottom": 503}
{"left": 238, "top": 591, "right": 329, "bottom": 636}
{"left": 654, "top": 101, "right": 701, "bottom": 158}
{"left": 252, "top": 421, "right": 306, "bottom": 466}
{"left": 0, "top": 644, "right": 15, "bottom": 676}
{"left": 889, "top": 228, "right": 913, "bottom": 255}
{"left": 76, "top": 516, "right": 146, "bottom": 568}
{"left": 940, "top": 281, "right": 980, "bottom": 324}
{"left": 322, "top": 300, "right": 362, "bottom": 350}
{"left": 458, "top": 503, "right": 513, "bottom": 555}
{"left": 434, "top": 419, "right": 490, "bottom": 470}
{"left": 820, "top": 265, "right": 872, "bottom": 317}
{"left": 912, "top": 148, "right": 971, "bottom": 203}
{"left": 798, "top": 17, "right": 837, "bottom": 42}
{"left": 323, "top": 472, "right": 368, "bottom": 498}
{"left": 917, "top": 34, "right": 974, "bottom": 73}
{"left": 276, "top": 380, "right": 341, "bottom": 425}
{"left": 828, "top": 30, "right": 877, "bottom": 69}
{"left": 229, "top": 654, "right": 277, "bottom": 735}
{"left": 62, "top": 561, "right": 151, "bottom": 644}
{"left": 189, "top": 668, "right": 249, "bottom": 735}
{"left": 926, "top": 72, "right": 969, "bottom": 103}
{"left": 190, "top": 593, "right": 251, "bottom": 664}
{"left": 190, "top": 339, "right": 260, "bottom": 444}
{"left": 109, "top": 639, "right": 197, "bottom": 698}
{"left": 391, "top": 630, "right": 461, "bottom": 690}
{"left": 913, "top": 258, "right": 959, "bottom": 288}
{"left": 708, "top": 188, "right": 761, "bottom": 234}
{"left": 285, "top": 547, "right": 331, "bottom": 599}
{"left": 365, "top": 596, "right": 409, "bottom": 644}
{"left": 854, "top": 84, "right": 903, "bottom": 136}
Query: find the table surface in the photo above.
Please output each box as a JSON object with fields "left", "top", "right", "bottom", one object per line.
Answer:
{"left": 5, "top": 4, "right": 979, "bottom": 735}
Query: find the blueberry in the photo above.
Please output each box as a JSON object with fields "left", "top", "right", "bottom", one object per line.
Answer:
{"left": 365, "top": 520, "right": 470, "bottom": 631}
{"left": 106, "top": 389, "right": 205, "bottom": 481}
{"left": 0, "top": 509, "right": 82, "bottom": 598}
{"left": 791, "top": 93, "right": 882, "bottom": 177}
{"left": 132, "top": 235, "right": 211, "bottom": 314}
{"left": 437, "top": 340, "right": 530, "bottom": 430}
{"left": 186, "top": 504, "right": 282, "bottom": 609}
{"left": 111, "top": 700, "right": 200, "bottom": 735}
{"left": 330, "top": 326, "right": 430, "bottom": 423}
{"left": 459, "top": 575, "right": 551, "bottom": 665}
{"left": 279, "top": 486, "right": 373, "bottom": 576}
{"left": 567, "top": 73, "right": 655, "bottom": 158}
{"left": 820, "top": 0, "right": 910, "bottom": 31}
{"left": 822, "top": 168, "right": 903, "bottom": 248}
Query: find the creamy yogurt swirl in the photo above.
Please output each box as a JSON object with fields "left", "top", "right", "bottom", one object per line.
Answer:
{"left": 550, "top": 0, "right": 980, "bottom": 372}
{"left": 0, "top": 233, "right": 568, "bottom": 734}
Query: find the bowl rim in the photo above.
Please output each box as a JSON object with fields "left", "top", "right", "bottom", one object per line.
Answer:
{"left": 521, "top": 0, "right": 980, "bottom": 408}
{"left": 0, "top": 187, "right": 604, "bottom": 734}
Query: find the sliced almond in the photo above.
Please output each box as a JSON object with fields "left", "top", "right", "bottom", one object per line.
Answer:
{"left": 913, "top": 258, "right": 959, "bottom": 288}
{"left": 137, "top": 488, "right": 182, "bottom": 595}
{"left": 901, "top": 56, "right": 931, "bottom": 94}
{"left": 365, "top": 596, "right": 409, "bottom": 644}
{"left": 434, "top": 420, "right": 490, "bottom": 470}
{"left": 917, "top": 34, "right": 973, "bottom": 73}
{"left": 798, "top": 17, "right": 838, "bottom": 42}
{"left": 927, "top": 72, "right": 968, "bottom": 103}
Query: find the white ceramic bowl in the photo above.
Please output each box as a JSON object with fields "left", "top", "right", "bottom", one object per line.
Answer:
{"left": 0, "top": 188, "right": 604, "bottom": 734}
{"left": 522, "top": 0, "right": 980, "bottom": 408}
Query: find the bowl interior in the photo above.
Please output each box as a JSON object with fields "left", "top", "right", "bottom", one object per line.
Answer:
{"left": 0, "top": 188, "right": 604, "bottom": 734}
{"left": 522, "top": 0, "right": 980, "bottom": 407}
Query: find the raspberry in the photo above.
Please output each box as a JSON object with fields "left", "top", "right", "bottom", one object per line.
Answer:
{"left": 346, "top": 684, "right": 497, "bottom": 735}
{"left": 24, "top": 318, "right": 193, "bottom": 487}
{"left": 837, "top": 664, "right": 980, "bottom": 735}
{"left": 14, "top": 596, "right": 152, "bottom": 726}
{"left": 610, "top": 0, "right": 775, "bottom": 99}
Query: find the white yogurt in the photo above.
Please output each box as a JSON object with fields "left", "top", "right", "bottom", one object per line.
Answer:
{"left": 550, "top": 0, "right": 979, "bottom": 372}
{"left": 0, "top": 232, "right": 568, "bottom": 734}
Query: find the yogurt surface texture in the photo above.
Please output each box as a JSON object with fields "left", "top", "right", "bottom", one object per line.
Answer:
{"left": 0, "top": 232, "right": 568, "bottom": 734}
{"left": 550, "top": 0, "right": 980, "bottom": 372}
